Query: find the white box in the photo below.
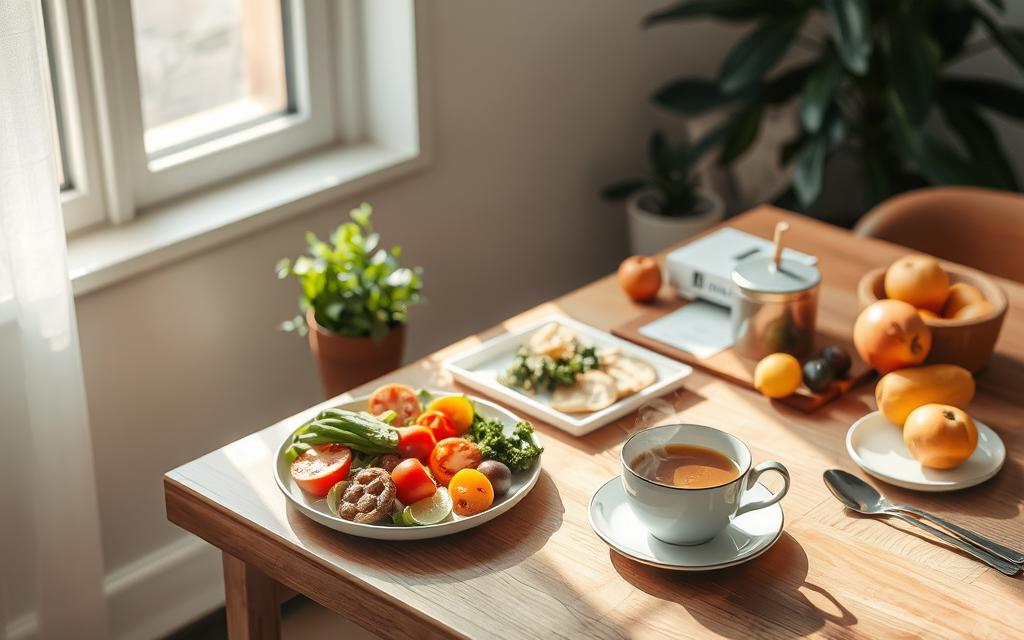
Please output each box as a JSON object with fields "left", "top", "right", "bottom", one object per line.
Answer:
{"left": 666, "top": 227, "right": 818, "bottom": 307}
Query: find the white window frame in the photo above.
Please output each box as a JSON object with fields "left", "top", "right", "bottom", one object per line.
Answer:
{"left": 46, "top": 0, "right": 425, "bottom": 241}
{"left": 44, "top": 0, "right": 109, "bottom": 232}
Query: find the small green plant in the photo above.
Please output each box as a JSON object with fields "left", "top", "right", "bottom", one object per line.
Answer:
{"left": 276, "top": 203, "right": 423, "bottom": 340}
{"left": 602, "top": 130, "right": 714, "bottom": 216}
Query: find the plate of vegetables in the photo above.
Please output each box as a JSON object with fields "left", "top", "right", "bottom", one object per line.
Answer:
{"left": 274, "top": 384, "right": 544, "bottom": 540}
{"left": 443, "top": 316, "right": 692, "bottom": 436}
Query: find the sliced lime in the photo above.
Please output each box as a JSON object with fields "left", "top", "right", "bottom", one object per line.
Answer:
{"left": 401, "top": 505, "right": 416, "bottom": 526}
{"left": 325, "top": 481, "right": 347, "bottom": 516}
{"left": 408, "top": 488, "right": 453, "bottom": 525}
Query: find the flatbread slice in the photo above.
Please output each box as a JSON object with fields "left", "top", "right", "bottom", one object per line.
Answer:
{"left": 550, "top": 370, "right": 617, "bottom": 413}
{"left": 605, "top": 356, "right": 657, "bottom": 398}
{"left": 528, "top": 322, "right": 578, "bottom": 359}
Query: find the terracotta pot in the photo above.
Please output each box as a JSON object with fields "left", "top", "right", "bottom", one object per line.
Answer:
{"left": 857, "top": 263, "right": 1007, "bottom": 373}
{"left": 306, "top": 309, "right": 406, "bottom": 398}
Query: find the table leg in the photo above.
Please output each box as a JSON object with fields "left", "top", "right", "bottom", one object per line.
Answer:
{"left": 223, "top": 552, "right": 282, "bottom": 639}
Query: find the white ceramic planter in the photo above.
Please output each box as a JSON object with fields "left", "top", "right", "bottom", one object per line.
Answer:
{"left": 626, "top": 188, "right": 725, "bottom": 256}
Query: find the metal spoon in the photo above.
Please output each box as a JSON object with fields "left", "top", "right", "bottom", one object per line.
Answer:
{"left": 823, "top": 469, "right": 1020, "bottom": 576}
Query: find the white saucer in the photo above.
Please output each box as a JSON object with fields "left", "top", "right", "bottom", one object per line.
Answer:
{"left": 846, "top": 411, "right": 1005, "bottom": 492}
{"left": 588, "top": 476, "right": 784, "bottom": 571}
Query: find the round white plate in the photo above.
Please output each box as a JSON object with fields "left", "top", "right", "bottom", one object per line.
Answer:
{"left": 588, "top": 476, "right": 784, "bottom": 571}
{"left": 274, "top": 392, "right": 542, "bottom": 540}
{"left": 846, "top": 411, "right": 1005, "bottom": 492}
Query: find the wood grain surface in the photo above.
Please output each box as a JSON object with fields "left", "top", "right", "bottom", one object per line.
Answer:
{"left": 165, "top": 206, "right": 1023, "bottom": 639}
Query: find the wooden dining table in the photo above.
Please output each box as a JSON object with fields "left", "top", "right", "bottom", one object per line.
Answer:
{"left": 164, "top": 206, "right": 1023, "bottom": 639}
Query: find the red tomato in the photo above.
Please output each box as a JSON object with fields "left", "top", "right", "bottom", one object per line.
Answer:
{"left": 415, "top": 410, "right": 457, "bottom": 440}
{"left": 396, "top": 425, "right": 436, "bottom": 462}
{"left": 289, "top": 444, "right": 352, "bottom": 497}
{"left": 429, "top": 438, "right": 482, "bottom": 486}
{"left": 391, "top": 458, "right": 437, "bottom": 504}
{"left": 368, "top": 383, "right": 422, "bottom": 425}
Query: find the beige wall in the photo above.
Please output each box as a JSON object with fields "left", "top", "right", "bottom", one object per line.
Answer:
{"left": 70, "top": 1, "right": 1024, "bottom": 635}
{"left": 75, "top": 0, "right": 739, "bottom": 592}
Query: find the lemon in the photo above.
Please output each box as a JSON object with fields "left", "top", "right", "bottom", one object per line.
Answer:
{"left": 754, "top": 353, "right": 802, "bottom": 398}
{"left": 408, "top": 489, "right": 452, "bottom": 525}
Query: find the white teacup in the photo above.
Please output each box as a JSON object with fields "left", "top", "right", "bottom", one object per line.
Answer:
{"left": 621, "top": 424, "right": 790, "bottom": 545}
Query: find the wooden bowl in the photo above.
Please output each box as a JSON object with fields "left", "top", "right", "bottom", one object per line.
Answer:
{"left": 857, "top": 263, "right": 1007, "bottom": 373}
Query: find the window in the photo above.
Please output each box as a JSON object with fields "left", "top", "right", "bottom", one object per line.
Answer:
{"left": 130, "top": 0, "right": 291, "bottom": 158}
{"left": 39, "top": 0, "right": 423, "bottom": 235}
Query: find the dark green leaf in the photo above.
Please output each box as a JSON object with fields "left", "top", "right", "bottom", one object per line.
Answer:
{"left": 985, "top": 0, "right": 1005, "bottom": 10}
{"left": 886, "top": 14, "right": 940, "bottom": 125}
{"left": 940, "top": 99, "right": 1018, "bottom": 189}
{"left": 717, "top": 15, "right": 805, "bottom": 94}
{"left": 718, "top": 105, "right": 764, "bottom": 164}
{"left": 648, "top": 131, "right": 673, "bottom": 178}
{"left": 793, "top": 134, "right": 827, "bottom": 206}
{"left": 942, "top": 77, "right": 1024, "bottom": 119}
{"left": 761, "top": 63, "right": 815, "bottom": 104}
{"left": 860, "top": 147, "right": 892, "bottom": 207}
{"left": 975, "top": 10, "right": 1024, "bottom": 73}
{"left": 929, "top": 1, "right": 976, "bottom": 60}
{"left": 800, "top": 52, "right": 842, "bottom": 133}
{"left": 823, "top": 0, "right": 872, "bottom": 74}
{"left": 890, "top": 93, "right": 979, "bottom": 186}
{"left": 651, "top": 79, "right": 733, "bottom": 114}
{"left": 644, "top": 0, "right": 776, "bottom": 27}
{"left": 780, "top": 133, "right": 807, "bottom": 165}
{"left": 601, "top": 179, "right": 649, "bottom": 201}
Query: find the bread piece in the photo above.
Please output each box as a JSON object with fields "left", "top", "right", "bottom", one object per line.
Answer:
{"left": 550, "top": 370, "right": 617, "bottom": 413}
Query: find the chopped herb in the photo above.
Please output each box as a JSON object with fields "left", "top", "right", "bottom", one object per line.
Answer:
{"left": 499, "top": 342, "right": 601, "bottom": 393}
{"left": 467, "top": 414, "right": 543, "bottom": 472}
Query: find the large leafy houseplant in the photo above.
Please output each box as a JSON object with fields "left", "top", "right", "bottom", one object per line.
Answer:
{"left": 276, "top": 203, "right": 423, "bottom": 341}
{"left": 646, "top": 0, "right": 1024, "bottom": 210}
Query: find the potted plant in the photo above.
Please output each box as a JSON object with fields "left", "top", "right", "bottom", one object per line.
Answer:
{"left": 604, "top": 129, "right": 725, "bottom": 255}
{"left": 276, "top": 203, "right": 423, "bottom": 397}
{"left": 643, "top": 0, "right": 1024, "bottom": 213}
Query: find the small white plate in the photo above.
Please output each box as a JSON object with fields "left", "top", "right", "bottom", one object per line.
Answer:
{"left": 588, "top": 476, "right": 784, "bottom": 571}
{"left": 443, "top": 315, "right": 693, "bottom": 437}
{"left": 846, "top": 411, "right": 1005, "bottom": 492}
{"left": 274, "top": 392, "right": 541, "bottom": 540}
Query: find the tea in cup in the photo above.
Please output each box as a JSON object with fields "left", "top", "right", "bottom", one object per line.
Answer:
{"left": 621, "top": 424, "right": 790, "bottom": 545}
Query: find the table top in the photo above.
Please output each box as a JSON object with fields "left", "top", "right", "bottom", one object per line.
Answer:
{"left": 165, "top": 206, "right": 1023, "bottom": 639}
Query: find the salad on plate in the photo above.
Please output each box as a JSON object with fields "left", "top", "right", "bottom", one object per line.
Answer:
{"left": 283, "top": 383, "right": 543, "bottom": 527}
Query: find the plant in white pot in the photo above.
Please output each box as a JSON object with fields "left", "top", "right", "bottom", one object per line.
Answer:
{"left": 276, "top": 203, "right": 423, "bottom": 397}
{"left": 604, "top": 130, "right": 724, "bottom": 255}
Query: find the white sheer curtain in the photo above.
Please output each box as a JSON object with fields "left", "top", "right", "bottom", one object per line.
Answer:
{"left": 0, "top": 1, "right": 109, "bottom": 638}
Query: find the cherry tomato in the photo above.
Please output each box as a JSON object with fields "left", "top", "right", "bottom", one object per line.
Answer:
{"left": 429, "top": 438, "right": 482, "bottom": 486}
{"left": 449, "top": 468, "right": 494, "bottom": 516}
{"left": 391, "top": 458, "right": 437, "bottom": 504}
{"left": 396, "top": 425, "right": 436, "bottom": 463}
{"left": 289, "top": 444, "right": 352, "bottom": 498}
{"left": 415, "top": 410, "right": 457, "bottom": 440}
{"left": 426, "top": 396, "right": 475, "bottom": 435}
{"left": 368, "top": 383, "right": 422, "bottom": 425}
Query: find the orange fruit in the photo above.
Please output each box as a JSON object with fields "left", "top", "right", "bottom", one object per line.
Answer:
{"left": 917, "top": 309, "right": 938, "bottom": 321}
{"left": 952, "top": 300, "right": 995, "bottom": 321}
{"left": 883, "top": 254, "right": 950, "bottom": 313}
{"left": 903, "top": 404, "right": 978, "bottom": 469}
{"left": 618, "top": 256, "right": 662, "bottom": 302}
{"left": 942, "top": 283, "right": 985, "bottom": 318}
{"left": 853, "top": 300, "right": 932, "bottom": 374}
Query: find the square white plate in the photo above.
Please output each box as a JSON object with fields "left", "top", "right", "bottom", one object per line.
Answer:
{"left": 443, "top": 316, "right": 693, "bottom": 436}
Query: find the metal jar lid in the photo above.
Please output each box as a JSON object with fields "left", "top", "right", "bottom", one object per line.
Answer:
{"left": 732, "top": 256, "right": 821, "bottom": 301}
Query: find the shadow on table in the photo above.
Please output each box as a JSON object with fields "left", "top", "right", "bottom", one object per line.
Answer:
{"left": 284, "top": 469, "right": 564, "bottom": 584}
{"left": 879, "top": 454, "right": 1023, "bottom": 521}
{"left": 610, "top": 532, "right": 858, "bottom": 639}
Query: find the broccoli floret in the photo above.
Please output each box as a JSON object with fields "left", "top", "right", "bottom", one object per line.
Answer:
{"left": 468, "top": 416, "right": 543, "bottom": 471}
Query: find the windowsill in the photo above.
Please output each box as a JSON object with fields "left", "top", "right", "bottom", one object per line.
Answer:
{"left": 67, "top": 142, "right": 426, "bottom": 296}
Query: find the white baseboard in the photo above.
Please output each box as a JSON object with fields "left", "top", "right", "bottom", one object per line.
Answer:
{"left": 5, "top": 535, "right": 225, "bottom": 640}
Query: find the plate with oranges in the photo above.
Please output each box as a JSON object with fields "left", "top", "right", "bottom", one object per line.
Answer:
{"left": 846, "top": 410, "right": 1005, "bottom": 492}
